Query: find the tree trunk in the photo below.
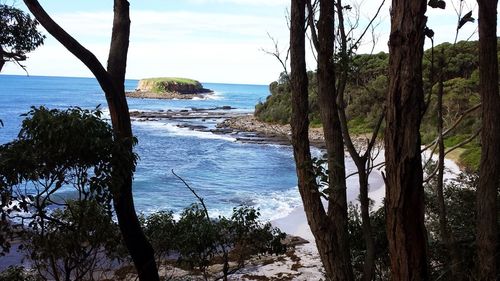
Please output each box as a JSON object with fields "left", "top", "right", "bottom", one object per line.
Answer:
{"left": 334, "top": 1, "right": 376, "bottom": 279}
{"left": 316, "top": 0, "right": 354, "bottom": 279}
{"left": 435, "top": 55, "right": 462, "bottom": 281}
{"left": 384, "top": 0, "right": 429, "bottom": 280}
{"left": 0, "top": 46, "right": 5, "bottom": 72}
{"left": 23, "top": 1, "right": 160, "bottom": 280}
{"left": 476, "top": 0, "right": 500, "bottom": 280}
{"left": 357, "top": 164, "right": 376, "bottom": 281}
{"left": 290, "top": 1, "right": 351, "bottom": 280}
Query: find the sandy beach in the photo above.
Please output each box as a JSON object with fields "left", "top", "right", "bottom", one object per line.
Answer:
{"left": 216, "top": 114, "right": 462, "bottom": 280}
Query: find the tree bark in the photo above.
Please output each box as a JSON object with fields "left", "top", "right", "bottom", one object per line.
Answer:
{"left": 334, "top": 1, "right": 378, "bottom": 279}
{"left": 23, "top": 1, "right": 160, "bottom": 280}
{"left": 316, "top": 0, "right": 354, "bottom": 279}
{"left": 476, "top": 0, "right": 500, "bottom": 280}
{"left": 384, "top": 0, "right": 429, "bottom": 280}
{"left": 0, "top": 46, "right": 5, "bottom": 72}
{"left": 290, "top": 1, "right": 352, "bottom": 280}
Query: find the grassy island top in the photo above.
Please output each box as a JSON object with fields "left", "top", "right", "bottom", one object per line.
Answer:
{"left": 140, "top": 77, "right": 201, "bottom": 86}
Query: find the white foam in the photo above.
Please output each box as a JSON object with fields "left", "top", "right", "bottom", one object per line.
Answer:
{"left": 207, "top": 92, "right": 224, "bottom": 100}
{"left": 133, "top": 120, "right": 237, "bottom": 142}
{"left": 252, "top": 187, "right": 303, "bottom": 221}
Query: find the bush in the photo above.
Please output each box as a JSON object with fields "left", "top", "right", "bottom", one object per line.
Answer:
{"left": 24, "top": 200, "right": 124, "bottom": 281}
{"left": 0, "top": 266, "right": 41, "bottom": 281}
{"left": 142, "top": 204, "right": 286, "bottom": 280}
{"left": 0, "top": 106, "right": 128, "bottom": 280}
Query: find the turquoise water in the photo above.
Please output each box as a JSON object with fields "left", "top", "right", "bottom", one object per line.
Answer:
{"left": 0, "top": 75, "right": 302, "bottom": 220}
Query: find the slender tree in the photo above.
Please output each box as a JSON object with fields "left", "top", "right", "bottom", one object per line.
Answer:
{"left": 476, "top": 0, "right": 500, "bottom": 279}
{"left": 384, "top": 0, "right": 429, "bottom": 280}
{"left": 289, "top": 0, "right": 354, "bottom": 279}
{"left": 22, "top": 1, "right": 160, "bottom": 280}
{"left": 315, "top": 0, "right": 354, "bottom": 279}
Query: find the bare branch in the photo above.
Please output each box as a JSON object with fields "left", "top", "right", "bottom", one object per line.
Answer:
{"left": 171, "top": 169, "right": 210, "bottom": 221}
{"left": 306, "top": 0, "right": 319, "bottom": 51}
{"left": 260, "top": 33, "right": 290, "bottom": 79}
{"left": 349, "top": 0, "right": 386, "bottom": 54}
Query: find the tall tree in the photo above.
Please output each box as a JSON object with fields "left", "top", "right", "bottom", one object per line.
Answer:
{"left": 315, "top": 0, "right": 354, "bottom": 279}
{"left": 289, "top": 0, "right": 353, "bottom": 279}
{"left": 384, "top": 0, "right": 429, "bottom": 280}
{"left": 476, "top": 0, "right": 500, "bottom": 279}
{"left": 0, "top": 4, "right": 44, "bottom": 72}
{"left": 22, "top": 1, "right": 160, "bottom": 280}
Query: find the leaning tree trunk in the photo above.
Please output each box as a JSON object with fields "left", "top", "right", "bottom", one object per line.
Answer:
{"left": 290, "top": 1, "right": 352, "bottom": 280}
{"left": 384, "top": 0, "right": 429, "bottom": 280}
{"left": 23, "top": 1, "right": 160, "bottom": 280}
{"left": 476, "top": 0, "right": 500, "bottom": 280}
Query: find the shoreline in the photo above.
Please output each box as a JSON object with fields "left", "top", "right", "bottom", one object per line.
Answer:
{"left": 217, "top": 114, "right": 327, "bottom": 148}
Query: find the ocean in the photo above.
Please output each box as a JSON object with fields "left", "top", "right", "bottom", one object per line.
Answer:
{"left": 0, "top": 75, "right": 302, "bottom": 220}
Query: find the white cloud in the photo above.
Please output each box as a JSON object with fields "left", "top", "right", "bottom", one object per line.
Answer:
{"left": 4, "top": 0, "right": 495, "bottom": 84}
{"left": 4, "top": 9, "right": 290, "bottom": 84}
{"left": 186, "top": 0, "right": 288, "bottom": 6}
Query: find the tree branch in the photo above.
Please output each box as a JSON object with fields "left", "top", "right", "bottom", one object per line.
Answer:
{"left": 171, "top": 169, "right": 210, "bottom": 221}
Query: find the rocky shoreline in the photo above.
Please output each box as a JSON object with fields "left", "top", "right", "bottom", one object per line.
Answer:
{"left": 128, "top": 108, "right": 376, "bottom": 151}
{"left": 217, "top": 115, "right": 327, "bottom": 148}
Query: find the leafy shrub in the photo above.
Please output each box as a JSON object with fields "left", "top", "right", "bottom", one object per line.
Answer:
{"left": 0, "top": 106, "right": 128, "bottom": 280}
{"left": 142, "top": 204, "right": 286, "bottom": 281}
{"left": 23, "top": 200, "right": 124, "bottom": 281}
{"left": 0, "top": 266, "right": 41, "bottom": 281}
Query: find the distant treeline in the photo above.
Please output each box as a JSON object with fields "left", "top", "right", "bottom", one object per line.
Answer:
{"left": 255, "top": 40, "right": 499, "bottom": 170}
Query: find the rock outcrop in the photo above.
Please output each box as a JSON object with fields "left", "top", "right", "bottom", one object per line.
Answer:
{"left": 127, "top": 77, "right": 213, "bottom": 99}
{"left": 138, "top": 78, "right": 211, "bottom": 94}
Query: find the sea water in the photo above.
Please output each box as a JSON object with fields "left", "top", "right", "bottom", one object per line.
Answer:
{"left": 0, "top": 75, "right": 302, "bottom": 220}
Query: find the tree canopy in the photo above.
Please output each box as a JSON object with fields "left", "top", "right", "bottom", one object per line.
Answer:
{"left": 0, "top": 4, "right": 44, "bottom": 71}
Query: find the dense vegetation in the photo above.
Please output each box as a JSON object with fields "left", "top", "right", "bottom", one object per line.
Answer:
{"left": 138, "top": 77, "right": 205, "bottom": 93}
{"left": 256, "top": 40, "right": 494, "bottom": 170}
{"left": 0, "top": 4, "right": 45, "bottom": 72}
{"left": 0, "top": 107, "right": 286, "bottom": 281}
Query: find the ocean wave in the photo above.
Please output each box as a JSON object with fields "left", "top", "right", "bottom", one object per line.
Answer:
{"left": 133, "top": 120, "right": 237, "bottom": 142}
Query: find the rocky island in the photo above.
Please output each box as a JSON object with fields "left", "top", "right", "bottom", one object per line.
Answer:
{"left": 126, "top": 77, "right": 213, "bottom": 99}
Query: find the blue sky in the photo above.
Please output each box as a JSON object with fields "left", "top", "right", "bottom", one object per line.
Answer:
{"left": 2, "top": 0, "right": 493, "bottom": 84}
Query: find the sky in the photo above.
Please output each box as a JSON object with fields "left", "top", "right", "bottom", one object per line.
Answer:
{"left": 1, "top": 0, "right": 494, "bottom": 85}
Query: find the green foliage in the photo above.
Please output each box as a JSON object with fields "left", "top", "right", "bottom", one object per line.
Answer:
{"left": 459, "top": 145, "right": 481, "bottom": 171}
{"left": 348, "top": 205, "right": 390, "bottom": 280}
{"left": 0, "top": 266, "right": 41, "bottom": 281}
{"left": 256, "top": 54, "right": 388, "bottom": 131}
{"left": 140, "top": 77, "right": 203, "bottom": 93}
{"left": 142, "top": 204, "right": 286, "bottom": 280}
{"left": 0, "top": 107, "right": 128, "bottom": 280}
{"left": 346, "top": 171, "right": 497, "bottom": 280}
{"left": 24, "top": 200, "right": 124, "bottom": 281}
{"left": 141, "top": 210, "right": 176, "bottom": 262}
{"left": 258, "top": 40, "right": 491, "bottom": 169}
{"left": 0, "top": 106, "right": 117, "bottom": 202}
{"left": 424, "top": 172, "right": 481, "bottom": 279}
{"left": 143, "top": 77, "right": 201, "bottom": 85}
{"left": 0, "top": 5, "right": 45, "bottom": 66}
{"left": 255, "top": 79, "right": 291, "bottom": 124}
{"left": 255, "top": 71, "right": 320, "bottom": 125}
